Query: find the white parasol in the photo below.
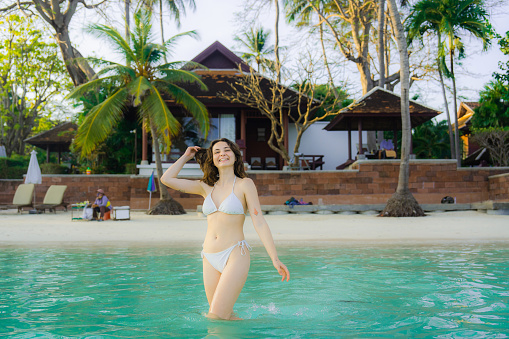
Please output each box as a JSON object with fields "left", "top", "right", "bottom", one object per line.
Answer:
{"left": 25, "top": 150, "right": 42, "bottom": 211}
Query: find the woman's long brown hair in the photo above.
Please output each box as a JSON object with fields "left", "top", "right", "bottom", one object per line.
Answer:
{"left": 195, "top": 138, "right": 248, "bottom": 186}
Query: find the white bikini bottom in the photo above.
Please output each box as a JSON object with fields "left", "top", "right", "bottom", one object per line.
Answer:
{"left": 201, "top": 240, "right": 252, "bottom": 273}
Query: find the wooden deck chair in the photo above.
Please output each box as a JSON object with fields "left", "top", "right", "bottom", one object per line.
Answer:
{"left": 250, "top": 157, "right": 263, "bottom": 170}
{"left": 35, "top": 185, "right": 68, "bottom": 213}
{"left": 265, "top": 157, "right": 277, "bottom": 170}
{"left": 0, "top": 184, "right": 35, "bottom": 213}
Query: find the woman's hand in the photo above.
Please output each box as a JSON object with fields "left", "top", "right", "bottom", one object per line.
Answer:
{"left": 273, "top": 258, "right": 290, "bottom": 282}
{"left": 183, "top": 146, "right": 200, "bottom": 159}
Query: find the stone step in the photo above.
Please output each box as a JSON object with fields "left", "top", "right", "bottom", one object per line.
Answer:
{"left": 196, "top": 202, "right": 507, "bottom": 215}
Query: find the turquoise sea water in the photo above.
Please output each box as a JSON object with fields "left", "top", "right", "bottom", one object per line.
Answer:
{"left": 1, "top": 244, "right": 508, "bottom": 338}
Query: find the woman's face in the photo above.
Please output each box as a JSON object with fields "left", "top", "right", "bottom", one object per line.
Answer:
{"left": 212, "top": 141, "right": 235, "bottom": 168}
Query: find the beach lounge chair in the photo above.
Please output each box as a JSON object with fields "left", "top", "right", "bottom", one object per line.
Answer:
{"left": 35, "top": 185, "right": 68, "bottom": 213}
{"left": 265, "top": 157, "right": 277, "bottom": 170}
{"left": 0, "top": 183, "right": 35, "bottom": 213}
{"left": 251, "top": 157, "right": 263, "bottom": 170}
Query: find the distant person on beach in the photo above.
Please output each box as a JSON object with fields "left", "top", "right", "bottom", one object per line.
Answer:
{"left": 92, "top": 189, "right": 111, "bottom": 221}
{"left": 379, "top": 139, "right": 395, "bottom": 159}
{"left": 161, "top": 138, "right": 290, "bottom": 320}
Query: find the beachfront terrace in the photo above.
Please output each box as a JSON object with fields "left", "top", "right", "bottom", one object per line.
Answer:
{"left": 1, "top": 160, "right": 508, "bottom": 211}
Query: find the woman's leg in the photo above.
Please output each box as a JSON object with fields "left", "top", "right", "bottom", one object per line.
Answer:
{"left": 203, "top": 257, "right": 221, "bottom": 306}
{"left": 208, "top": 247, "right": 250, "bottom": 320}
{"left": 93, "top": 207, "right": 100, "bottom": 219}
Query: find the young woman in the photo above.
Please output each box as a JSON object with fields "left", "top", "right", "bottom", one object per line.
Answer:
{"left": 161, "top": 138, "right": 290, "bottom": 320}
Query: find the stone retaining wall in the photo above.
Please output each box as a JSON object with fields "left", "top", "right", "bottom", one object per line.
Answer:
{"left": 1, "top": 160, "right": 508, "bottom": 210}
{"left": 489, "top": 173, "right": 509, "bottom": 202}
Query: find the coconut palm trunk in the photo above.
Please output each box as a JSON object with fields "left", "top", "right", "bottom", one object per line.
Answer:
{"left": 450, "top": 48, "right": 461, "bottom": 166}
{"left": 378, "top": 0, "right": 386, "bottom": 87}
{"left": 438, "top": 67, "right": 455, "bottom": 158}
{"left": 381, "top": 0, "right": 424, "bottom": 217}
{"left": 148, "top": 123, "right": 185, "bottom": 214}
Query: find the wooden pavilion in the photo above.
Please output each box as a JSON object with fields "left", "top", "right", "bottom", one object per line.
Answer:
{"left": 24, "top": 122, "right": 77, "bottom": 163}
{"left": 324, "top": 87, "right": 440, "bottom": 168}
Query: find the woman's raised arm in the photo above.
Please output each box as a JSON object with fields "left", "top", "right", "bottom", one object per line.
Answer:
{"left": 160, "top": 146, "right": 206, "bottom": 197}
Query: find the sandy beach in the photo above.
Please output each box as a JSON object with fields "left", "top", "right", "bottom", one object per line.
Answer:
{"left": 0, "top": 209, "right": 508, "bottom": 247}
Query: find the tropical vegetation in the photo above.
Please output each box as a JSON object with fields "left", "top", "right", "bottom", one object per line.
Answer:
{"left": 406, "top": 0, "right": 492, "bottom": 165}
{"left": 0, "top": 14, "right": 71, "bottom": 157}
{"left": 234, "top": 27, "right": 276, "bottom": 73}
{"left": 67, "top": 10, "right": 209, "bottom": 214}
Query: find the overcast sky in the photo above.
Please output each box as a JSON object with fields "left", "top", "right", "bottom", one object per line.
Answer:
{"left": 68, "top": 0, "right": 509, "bottom": 119}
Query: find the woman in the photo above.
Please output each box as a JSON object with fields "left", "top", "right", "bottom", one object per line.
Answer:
{"left": 161, "top": 138, "right": 290, "bottom": 320}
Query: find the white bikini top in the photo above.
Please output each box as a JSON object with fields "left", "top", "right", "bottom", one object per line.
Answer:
{"left": 202, "top": 177, "right": 245, "bottom": 216}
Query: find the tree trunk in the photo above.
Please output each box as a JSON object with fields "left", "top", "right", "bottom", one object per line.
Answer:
{"left": 274, "top": 0, "right": 281, "bottom": 84}
{"left": 147, "top": 123, "right": 186, "bottom": 215}
{"left": 450, "top": 49, "right": 461, "bottom": 166}
{"left": 438, "top": 67, "right": 455, "bottom": 159}
{"left": 56, "top": 27, "right": 93, "bottom": 86}
{"left": 159, "top": 0, "right": 168, "bottom": 63}
{"left": 378, "top": 0, "right": 386, "bottom": 87}
{"left": 381, "top": 0, "right": 424, "bottom": 217}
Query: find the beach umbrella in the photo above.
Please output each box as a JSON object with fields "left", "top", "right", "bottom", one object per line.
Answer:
{"left": 25, "top": 150, "right": 42, "bottom": 212}
{"left": 147, "top": 170, "right": 157, "bottom": 210}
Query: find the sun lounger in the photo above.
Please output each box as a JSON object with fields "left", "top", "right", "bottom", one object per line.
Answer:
{"left": 35, "top": 185, "right": 68, "bottom": 213}
{"left": 265, "top": 157, "right": 277, "bottom": 170}
{"left": 251, "top": 157, "right": 263, "bottom": 170}
{"left": 0, "top": 184, "right": 35, "bottom": 213}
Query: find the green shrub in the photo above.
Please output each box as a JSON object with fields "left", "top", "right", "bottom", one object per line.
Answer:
{"left": 125, "top": 163, "right": 137, "bottom": 174}
{"left": 40, "top": 163, "right": 69, "bottom": 174}
{"left": 0, "top": 158, "right": 28, "bottom": 179}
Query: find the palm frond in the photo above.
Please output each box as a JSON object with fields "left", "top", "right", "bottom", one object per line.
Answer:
{"left": 163, "top": 30, "right": 199, "bottom": 59}
{"left": 139, "top": 87, "right": 181, "bottom": 148}
{"left": 156, "top": 82, "right": 209, "bottom": 137}
{"left": 86, "top": 24, "right": 136, "bottom": 63}
{"left": 160, "top": 60, "right": 206, "bottom": 71}
{"left": 74, "top": 88, "right": 128, "bottom": 157}
{"left": 158, "top": 69, "right": 208, "bottom": 91}
{"left": 126, "top": 76, "right": 153, "bottom": 106}
{"left": 66, "top": 75, "right": 122, "bottom": 100}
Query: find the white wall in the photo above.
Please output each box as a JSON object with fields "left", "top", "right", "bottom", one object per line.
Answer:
{"left": 288, "top": 121, "right": 368, "bottom": 170}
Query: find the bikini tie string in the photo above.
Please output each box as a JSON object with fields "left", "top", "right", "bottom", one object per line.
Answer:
{"left": 239, "top": 240, "right": 252, "bottom": 256}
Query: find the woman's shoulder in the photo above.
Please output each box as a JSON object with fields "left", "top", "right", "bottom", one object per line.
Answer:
{"left": 236, "top": 177, "right": 255, "bottom": 189}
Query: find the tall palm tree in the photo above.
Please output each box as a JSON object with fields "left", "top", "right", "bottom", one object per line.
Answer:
{"left": 407, "top": 5, "right": 455, "bottom": 159}
{"left": 381, "top": 0, "right": 425, "bottom": 217}
{"left": 406, "top": 0, "right": 491, "bottom": 166}
{"left": 234, "top": 27, "right": 276, "bottom": 73}
{"left": 138, "top": 0, "right": 196, "bottom": 50}
{"left": 67, "top": 10, "right": 209, "bottom": 214}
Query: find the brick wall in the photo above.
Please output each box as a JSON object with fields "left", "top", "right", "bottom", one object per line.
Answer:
{"left": 1, "top": 160, "right": 508, "bottom": 210}
{"left": 488, "top": 173, "right": 509, "bottom": 201}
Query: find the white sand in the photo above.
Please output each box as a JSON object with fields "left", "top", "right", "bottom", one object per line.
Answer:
{"left": 0, "top": 209, "right": 508, "bottom": 247}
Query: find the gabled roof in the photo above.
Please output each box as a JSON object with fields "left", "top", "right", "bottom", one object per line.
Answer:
{"left": 24, "top": 122, "right": 77, "bottom": 152}
{"left": 324, "top": 87, "right": 441, "bottom": 131}
{"left": 191, "top": 41, "right": 251, "bottom": 72}
{"left": 454, "top": 101, "right": 480, "bottom": 132}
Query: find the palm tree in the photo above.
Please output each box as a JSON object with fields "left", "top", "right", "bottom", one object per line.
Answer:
{"left": 67, "top": 10, "right": 209, "bottom": 214}
{"left": 234, "top": 27, "right": 276, "bottom": 73}
{"left": 407, "top": 4, "right": 455, "bottom": 159}
{"left": 406, "top": 0, "right": 491, "bottom": 166}
{"left": 381, "top": 0, "right": 425, "bottom": 217}
{"left": 138, "top": 0, "right": 196, "bottom": 51}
